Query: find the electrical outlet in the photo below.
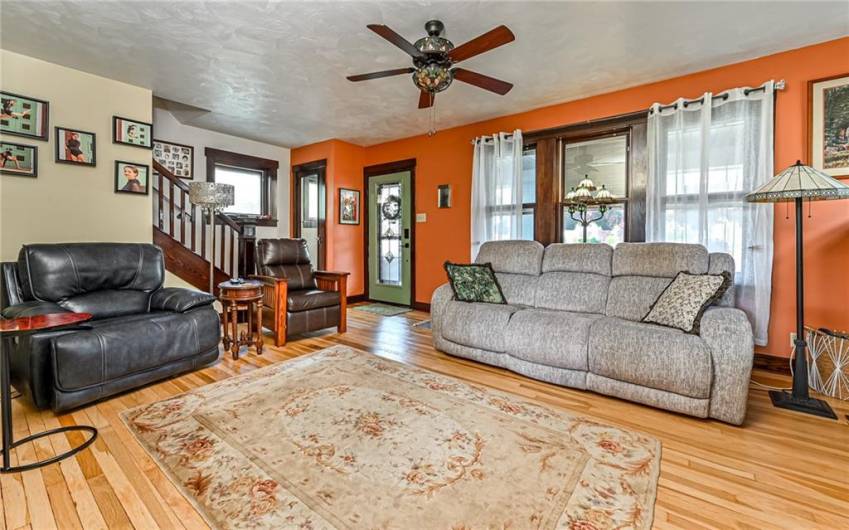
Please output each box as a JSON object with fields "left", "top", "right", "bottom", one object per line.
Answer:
{"left": 790, "top": 332, "right": 797, "bottom": 348}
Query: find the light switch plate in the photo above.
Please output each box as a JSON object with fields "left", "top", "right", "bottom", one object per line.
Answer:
{"left": 416, "top": 213, "right": 427, "bottom": 223}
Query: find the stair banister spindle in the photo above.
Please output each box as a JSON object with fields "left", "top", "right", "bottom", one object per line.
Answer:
{"left": 168, "top": 180, "right": 175, "bottom": 237}
{"left": 180, "top": 190, "right": 186, "bottom": 244}
{"left": 158, "top": 172, "right": 164, "bottom": 230}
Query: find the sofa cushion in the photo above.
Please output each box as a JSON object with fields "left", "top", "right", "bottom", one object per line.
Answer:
{"left": 588, "top": 317, "right": 713, "bottom": 399}
{"left": 605, "top": 276, "right": 672, "bottom": 321}
{"left": 505, "top": 309, "right": 601, "bottom": 371}
{"left": 542, "top": 243, "right": 613, "bottom": 276}
{"left": 50, "top": 309, "right": 220, "bottom": 392}
{"left": 494, "top": 273, "right": 537, "bottom": 306}
{"left": 287, "top": 289, "right": 340, "bottom": 312}
{"left": 441, "top": 300, "right": 521, "bottom": 352}
{"left": 58, "top": 289, "right": 152, "bottom": 319}
{"left": 18, "top": 243, "right": 163, "bottom": 301}
{"left": 475, "top": 240, "right": 544, "bottom": 275}
{"left": 612, "top": 243, "right": 708, "bottom": 277}
{"left": 536, "top": 272, "right": 609, "bottom": 314}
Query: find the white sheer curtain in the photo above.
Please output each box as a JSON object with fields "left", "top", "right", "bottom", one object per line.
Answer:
{"left": 470, "top": 129, "right": 524, "bottom": 260}
{"left": 646, "top": 81, "right": 774, "bottom": 345}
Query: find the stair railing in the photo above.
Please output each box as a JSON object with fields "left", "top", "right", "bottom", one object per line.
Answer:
{"left": 152, "top": 160, "right": 243, "bottom": 278}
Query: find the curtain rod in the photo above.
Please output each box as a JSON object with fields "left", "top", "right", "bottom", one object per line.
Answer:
{"left": 650, "top": 79, "right": 785, "bottom": 114}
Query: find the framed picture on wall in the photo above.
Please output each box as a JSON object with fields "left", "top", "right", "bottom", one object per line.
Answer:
{"left": 809, "top": 73, "right": 849, "bottom": 178}
{"left": 55, "top": 127, "right": 96, "bottom": 166}
{"left": 1, "top": 91, "right": 49, "bottom": 141}
{"left": 113, "top": 116, "right": 153, "bottom": 149}
{"left": 1, "top": 141, "right": 37, "bottom": 177}
{"left": 153, "top": 139, "right": 193, "bottom": 178}
{"left": 115, "top": 160, "right": 150, "bottom": 195}
{"left": 339, "top": 188, "right": 360, "bottom": 225}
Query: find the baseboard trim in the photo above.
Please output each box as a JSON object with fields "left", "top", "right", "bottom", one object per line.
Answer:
{"left": 753, "top": 353, "right": 791, "bottom": 375}
{"left": 347, "top": 294, "right": 367, "bottom": 304}
{"left": 412, "top": 302, "right": 431, "bottom": 313}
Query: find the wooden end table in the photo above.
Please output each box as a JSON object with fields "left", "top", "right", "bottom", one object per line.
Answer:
{"left": 0, "top": 312, "right": 98, "bottom": 473}
{"left": 219, "top": 280, "right": 264, "bottom": 360}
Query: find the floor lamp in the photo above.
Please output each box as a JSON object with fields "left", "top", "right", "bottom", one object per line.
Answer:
{"left": 188, "top": 182, "right": 235, "bottom": 294}
{"left": 746, "top": 161, "right": 849, "bottom": 419}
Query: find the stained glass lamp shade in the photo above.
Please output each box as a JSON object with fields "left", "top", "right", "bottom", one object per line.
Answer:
{"left": 745, "top": 161, "right": 849, "bottom": 419}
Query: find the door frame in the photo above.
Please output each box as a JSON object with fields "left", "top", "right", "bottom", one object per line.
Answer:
{"left": 362, "top": 158, "right": 416, "bottom": 306}
{"left": 292, "top": 159, "right": 327, "bottom": 270}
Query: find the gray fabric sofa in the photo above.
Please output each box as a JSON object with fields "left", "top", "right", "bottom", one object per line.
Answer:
{"left": 431, "top": 241, "right": 754, "bottom": 425}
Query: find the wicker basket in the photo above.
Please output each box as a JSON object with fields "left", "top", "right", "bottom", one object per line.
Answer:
{"left": 806, "top": 326, "right": 849, "bottom": 401}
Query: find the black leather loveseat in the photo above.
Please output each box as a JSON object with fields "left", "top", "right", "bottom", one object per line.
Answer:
{"left": 1, "top": 243, "right": 221, "bottom": 412}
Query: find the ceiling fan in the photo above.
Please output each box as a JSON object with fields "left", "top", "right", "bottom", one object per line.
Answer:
{"left": 347, "top": 20, "right": 515, "bottom": 109}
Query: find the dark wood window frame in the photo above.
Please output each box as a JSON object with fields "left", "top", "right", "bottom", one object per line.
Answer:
{"left": 205, "top": 147, "right": 279, "bottom": 227}
{"left": 523, "top": 111, "right": 648, "bottom": 245}
{"left": 291, "top": 159, "right": 328, "bottom": 270}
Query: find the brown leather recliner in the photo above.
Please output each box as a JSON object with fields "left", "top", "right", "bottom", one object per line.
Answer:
{"left": 252, "top": 238, "right": 348, "bottom": 346}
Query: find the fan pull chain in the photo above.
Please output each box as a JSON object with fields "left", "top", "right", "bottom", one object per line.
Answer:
{"left": 808, "top": 198, "right": 812, "bottom": 218}
{"left": 427, "top": 102, "right": 438, "bottom": 137}
{"left": 785, "top": 201, "right": 789, "bottom": 220}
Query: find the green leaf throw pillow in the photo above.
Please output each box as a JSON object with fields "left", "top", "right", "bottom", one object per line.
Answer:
{"left": 444, "top": 262, "right": 506, "bottom": 304}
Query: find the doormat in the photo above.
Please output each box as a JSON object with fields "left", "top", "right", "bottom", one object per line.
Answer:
{"left": 352, "top": 303, "right": 410, "bottom": 316}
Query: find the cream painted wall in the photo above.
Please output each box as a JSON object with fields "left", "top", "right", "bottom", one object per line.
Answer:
{"left": 153, "top": 107, "right": 290, "bottom": 239}
{"left": 0, "top": 50, "right": 153, "bottom": 261}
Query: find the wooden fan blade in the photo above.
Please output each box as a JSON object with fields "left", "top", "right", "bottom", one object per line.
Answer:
{"left": 347, "top": 67, "right": 415, "bottom": 82}
{"left": 418, "top": 90, "right": 435, "bottom": 109}
{"left": 452, "top": 68, "right": 513, "bottom": 95}
{"left": 448, "top": 25, "right": 515, "bottom": 63}
{"left": 367, "top": 24, "right": 424, "bottom": 58}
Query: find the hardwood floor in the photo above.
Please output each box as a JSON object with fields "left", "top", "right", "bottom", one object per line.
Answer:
{"left": 2, "top": 307, "right": 848, "bottom": 530}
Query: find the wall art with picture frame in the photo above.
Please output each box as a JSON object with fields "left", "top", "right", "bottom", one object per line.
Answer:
{"left": 809, "top": 73, "right": 849, "bottom": 178}
{"left": 113, "top": 116, "right": 153, "bottom": 149}
{"left": 55, "top": 127, "right": 96, "bottom": 166}
{"left": 1, "top": 91, "right": 49, "bottom": 141}
{"left": 115, "top": 160, "right": 150, "bottom": 195}
{"left": 339, "top": 187, "right": 360, "bottom": 225}
{"left": 153, "top": 139, "right": 194, "bottom": 179}
{"left": 1, "top": 141, "right": 37, "bottom": 178}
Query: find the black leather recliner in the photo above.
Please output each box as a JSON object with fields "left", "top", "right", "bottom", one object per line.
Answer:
{"left": 0, "top": 243, "right": 221, "bottom": 412}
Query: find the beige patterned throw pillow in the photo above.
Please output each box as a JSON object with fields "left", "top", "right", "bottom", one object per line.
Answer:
{"left": 642, "top": 271, "right": 732, "bottom": 334}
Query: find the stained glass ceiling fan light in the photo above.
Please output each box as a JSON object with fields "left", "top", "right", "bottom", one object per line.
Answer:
{"left": 745, "top": 161, "right": 849, "bottom": 419}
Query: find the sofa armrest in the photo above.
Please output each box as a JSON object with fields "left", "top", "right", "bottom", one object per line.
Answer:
{"left": 150, "top": 288, "right": 216, "bottom": 313}
{"left": 430, "top": 283, "right": 455, "bottom": 337}
{"left": 700, "top": 307, "right": 754, "bottom": 425}
{"left": 1, "top": 300, "right": 71, "bottom": 319}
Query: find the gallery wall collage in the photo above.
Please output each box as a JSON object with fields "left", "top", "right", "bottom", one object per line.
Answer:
{"left": 0, "top": 90, "right": 195, "bottom": 194}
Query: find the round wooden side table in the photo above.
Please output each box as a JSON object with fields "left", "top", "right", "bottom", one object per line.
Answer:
{"left": 0, "top": 312, "right": 98, "bottom": 473}
{"left": 218, "top": 280, "right": 263, "bottom": 360}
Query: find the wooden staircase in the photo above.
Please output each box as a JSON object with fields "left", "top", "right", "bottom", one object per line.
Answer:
{"left": 152, "top": 161, "right": 250, "bottom": 293}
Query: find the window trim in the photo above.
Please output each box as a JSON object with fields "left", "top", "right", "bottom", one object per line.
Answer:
{"left": 205, "top": 147, "right": 279, "bottom": 227}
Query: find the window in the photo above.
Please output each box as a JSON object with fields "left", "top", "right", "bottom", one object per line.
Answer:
{"left": 300, "top": 174, "right": 319, "bottom": 228}
{"left": 215, "top": 165, "right": 263, "bottom": 216}
{"left": 205, "top": 147, "right": 279, "bottom": 226}
{"left": 562, "top": 135, "right": 628, "bottom": 245}
{"left": 520, "top": 145, "right": 536, "bottom": 240}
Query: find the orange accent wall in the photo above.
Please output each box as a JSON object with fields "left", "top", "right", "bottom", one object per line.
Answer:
{"left": 290, "top": 139, "right": 365, "bottom": 297}
{"left": 292, "top": 37, "right": 849, "bottom": 358}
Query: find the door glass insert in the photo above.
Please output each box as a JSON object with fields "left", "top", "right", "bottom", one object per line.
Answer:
{"left": 377, "top": 182, "right": 402, "bottom": 286}
{"left": 299, "top": 173, "right": 320, "bottom": 263}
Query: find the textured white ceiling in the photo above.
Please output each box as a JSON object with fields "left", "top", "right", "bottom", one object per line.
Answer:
{"left": 2, "top": 1, "right": 847, "bottom": 147}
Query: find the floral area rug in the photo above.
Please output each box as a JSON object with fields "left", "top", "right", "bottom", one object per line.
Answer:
{"left": 122, "top": 346, "right": 660, "bottom": 529}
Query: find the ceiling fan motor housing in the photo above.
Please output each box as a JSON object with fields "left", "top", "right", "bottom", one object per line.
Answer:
{"left": 413, "top": 20, "right": 454, "bottom": 93}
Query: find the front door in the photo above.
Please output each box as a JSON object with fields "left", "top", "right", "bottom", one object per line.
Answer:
{"left": 368, "top": 171, "right": 412, "bottom": 306}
